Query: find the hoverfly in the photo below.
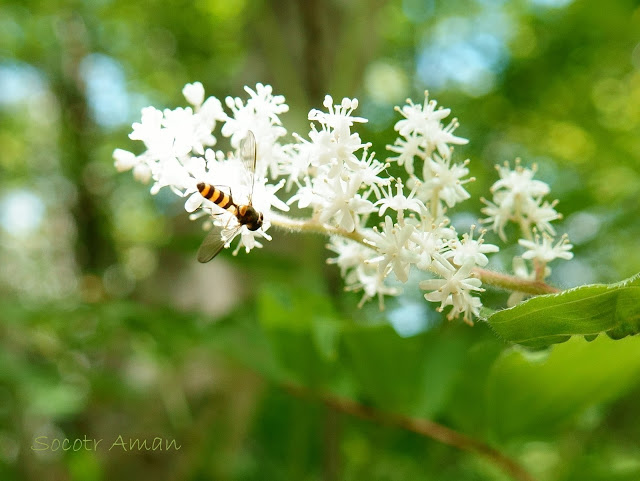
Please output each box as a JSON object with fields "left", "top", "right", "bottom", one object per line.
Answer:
{"left": 196, "top": 130, "right": 264, "bottom": 263}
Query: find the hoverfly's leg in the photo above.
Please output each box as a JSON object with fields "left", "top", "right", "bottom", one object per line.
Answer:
{"left": 219, "top": 212, "right": 239, "bottom": 247}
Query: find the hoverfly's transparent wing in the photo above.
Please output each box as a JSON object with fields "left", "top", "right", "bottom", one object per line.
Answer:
{"left": 196, "top": 224, "right": 241, "bottom": 263}
{"left": 239, "top": 130, "right": 257, "bottom": 204}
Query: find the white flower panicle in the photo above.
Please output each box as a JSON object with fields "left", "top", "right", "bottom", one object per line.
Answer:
{"left": 280, "top": 91, "right": 490, "bottom": 321}
{"left": 481, "top": 159, "right": 561, "bottom": 241}
{"left": 480, "top": 158, "right": 573, "bottom": 293}
{"left": 387, "top": 92, "right": 469, "bottom": 174}
{"left": 114, "top": 83, "right": 572, "bottom": 324}
{"left": 113, "top": 82, "right": 290, "bottom": 255}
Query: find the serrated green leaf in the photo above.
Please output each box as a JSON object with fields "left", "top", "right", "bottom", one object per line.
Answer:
{"left": 486, "top": 273, "right": 640, "bottom": 347}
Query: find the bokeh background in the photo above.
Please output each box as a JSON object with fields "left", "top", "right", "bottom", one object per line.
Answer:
{"left": 1, "top": 0, "right": 640, "bottom": 480}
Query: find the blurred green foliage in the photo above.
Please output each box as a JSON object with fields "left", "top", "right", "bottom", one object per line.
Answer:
{"left": 1, "top": 0, "right": 640, "bottom": 480}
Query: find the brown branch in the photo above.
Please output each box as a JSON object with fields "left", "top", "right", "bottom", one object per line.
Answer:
{"left": 283, "top": 382, "right": 537, "bottom": 481}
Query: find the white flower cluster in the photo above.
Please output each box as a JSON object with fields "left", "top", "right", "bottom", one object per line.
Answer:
{"left": 480, "top": 159, "right": 573, "bottom": 299}
{"left": 481, "top": 160, "right": 561, "bottom": 241}
{"left": 114, "top": 83, "right": 290, "bottom": 253}
{"left": 114, "top": 83, "right": 572, "bottom": 324}
{"left": 286, "top": 91, "right": 494, "bottom": 322}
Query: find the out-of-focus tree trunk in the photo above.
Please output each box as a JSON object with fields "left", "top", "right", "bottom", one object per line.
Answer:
{"left": 52, "top": 13, "right": 116, "bottom": 273}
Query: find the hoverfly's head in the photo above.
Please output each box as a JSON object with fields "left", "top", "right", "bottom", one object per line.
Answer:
{"left": 240, "top": 205, "right": 263, "bottom": 231}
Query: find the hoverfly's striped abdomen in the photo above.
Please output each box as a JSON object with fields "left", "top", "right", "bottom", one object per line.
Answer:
{"left": 197, "top": 182, "right": 235, "bottom": 211}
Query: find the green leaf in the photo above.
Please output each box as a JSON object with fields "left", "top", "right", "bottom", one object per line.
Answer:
{"left": 256, "top": 286, "right": 472, "bottom": 417}
{"left": 486, "top": 335, "right": 640, "bottom": 440}
{"left": 486, "top": 272, "right": 640, "bottom": 348}
{"left": 444, "top": 334, "right": 506, "bottom": 435}
{"left": 342, "top": 323, "right": 469, "bottom": 418}
{"left": 256, "top": 285, "right": 344, "bottom": 388}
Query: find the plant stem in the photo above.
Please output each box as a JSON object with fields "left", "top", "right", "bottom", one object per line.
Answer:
{"left": 283, "top": 382, "right": 537, "bottom": 481}
{"left": 473, "top": 267, "right": 560, "bottom": 295}
{"left": 431, "top": 187, "right": 441, "bottom": 219}
{"left": 269, "top": 212, "right": 369, "bottom": 246}
{"left": 269, "top": 212, "right": 561, "bottom": 295}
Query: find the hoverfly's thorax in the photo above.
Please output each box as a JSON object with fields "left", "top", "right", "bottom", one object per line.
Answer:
{"left": 237, "top": 205, "right": 263, "bottom": 231}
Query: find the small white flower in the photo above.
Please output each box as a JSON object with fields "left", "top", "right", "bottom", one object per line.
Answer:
{"left": 394, "top": 96, "right": 449, "bottom": 136}
{"left": 198, "top": 96, "right": 226, "bottom": 125}
{"left": 221, "top": 83, "right": 288, "bottom": 157}
{"left": 346, "top": 265, "right": 401, "bottom": 310}
{"left": 327, "top": 237, "right": 401, "bottom": 310}
{"left": 148, "top": 157, "right": 193, "bottom": 195}
{"left": 420, "top": 156, "right": 474, "bottom": 208}
{"left": 327, "top": 237, "right": 371, "bottom": 277}
{"left": 366, "top": 216, "right": 418, "bottom": 283}
{"left": 308, "top": 96, "right": 367, "bottom": 136}
{"left": 492, "top": 160, "right": 549, "bottom": 199}
{"left": 441, "top": 291, "right": 483, "bottom": 324}
{"left": 113, "top": 149, "right": 137, "bottom": 172}
{"left": 245, "top": 83, "right": 289, "bottom": 122}
{"left": 444, "top": 225, "right": 499, "bottom": 267}
{"left": 374, "top": 179, "right": 425, "bottom": 217}
{"left": 412, "top": 232, "right": 446, "bottom": 270}
{"left": 318, "top": 172, "right": 376, "bottom": 232}
{"left": 386, "top": 132, "right": 425, "bottom": 175}
{"left": 305, "top": 108, "right": 369, "bottom": 172}
{"left": 286, "top": 176, "right": 319, "bottom": 209}
{"left": 480, "top": 196, "right": 512, "bottom": 241}
{"left": 129, "top": 107, "right": 167, "bottom": 152}
{"left": 133, "top": 163, "right": 152, "bottom": 184}
{"left": 393, "top": 92, "right": 468, "bottom": 159}
{"left": 182, "top": 82, "right": 205, "bottom": 108}
{"left": 519, "top": 232, "right": 574, "bottom": 263}
{"left": 410, "top": 218, "right": 456, "bottom": 270}
{"left": 419, "top": 256, "right": 484, "bottom": 323}
{"left": 358, "top": 151, "right": 391, "bottom": 200}
{"left": 420, "top": 256, "right": 483, "bottom": 299}
{"left": 162, "top": 107, "right": 197, "bottom": 156}
{"left": 523, "top": 199, "right": 561, "bottom": 235}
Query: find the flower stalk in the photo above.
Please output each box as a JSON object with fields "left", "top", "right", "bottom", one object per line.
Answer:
{"left": 270, "top": 212, "right": 561, "bottom": 297}
{"left": 472, "top": 267, "right": 560, "bottom": 295}
{"left": 269, "top": 212, "right": 369, "bottom": 247}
